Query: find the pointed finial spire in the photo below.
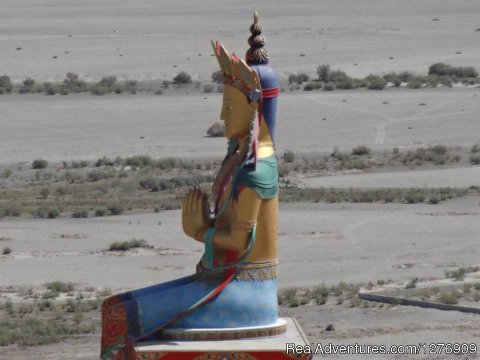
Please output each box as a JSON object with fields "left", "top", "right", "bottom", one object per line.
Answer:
{"left": 246, "top": 11, "right": 269, "bottom": 65}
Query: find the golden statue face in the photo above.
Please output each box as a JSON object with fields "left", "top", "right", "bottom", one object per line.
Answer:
{"left": 220, "top": 84, "right": 255, "bottom": 140}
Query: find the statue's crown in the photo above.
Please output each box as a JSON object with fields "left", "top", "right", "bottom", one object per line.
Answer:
{"left": 212, "top": 11, "right": 275, "bottom": 102}
{"left": 211, "top": 41, "right": 261, "bottom": 102}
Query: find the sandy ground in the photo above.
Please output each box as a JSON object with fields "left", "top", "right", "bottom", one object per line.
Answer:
{"left": 300, "top": 165, "right": 480, "bottom": 189}
{"left": 1, "top": 88, "right": 479, "bottom": 165}
{"left": 1, "top": 0, "right": 480, "bottom": 82}
{"left": 1, "top": 0, "right": 480, "bottom": 358}
{"left": 1, "top": 199, "right": 480, "bottom": 359}
{"left": 1, "top": 198, "right": 480, "bottom": 290}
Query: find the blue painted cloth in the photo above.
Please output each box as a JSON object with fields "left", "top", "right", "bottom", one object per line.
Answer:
{"left": 118, "top": 271, "right": 278, "bottom": 339}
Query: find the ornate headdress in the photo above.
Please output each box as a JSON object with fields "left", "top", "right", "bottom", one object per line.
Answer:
{"left": 211, "top": 12, "right": 279, "bottom": 202}
{"left": 212, "top": 11, "right": 279, "bottom": 136}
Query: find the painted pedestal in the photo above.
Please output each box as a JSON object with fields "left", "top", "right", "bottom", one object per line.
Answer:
{"left": 134, "top": 318, "right": 312, "bottom": 360}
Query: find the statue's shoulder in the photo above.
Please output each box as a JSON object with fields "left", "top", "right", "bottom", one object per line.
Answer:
{"left": 238, "top": 154, "right": 278, "bottom": 199}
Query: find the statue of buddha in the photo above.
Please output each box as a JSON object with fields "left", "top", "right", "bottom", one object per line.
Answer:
{"left": 100, "top": 12, "right": 281, "bottom": 360}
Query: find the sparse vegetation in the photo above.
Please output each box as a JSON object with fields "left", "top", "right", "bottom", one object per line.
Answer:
{"left": 203, "top": 83, "right": 215, "bottom": 93}
{"left": 288, "top": 73, "right": 309, "bottom": 84}
{"left": 469, "top": 154, "right": 480, "bottom": 165}
{"left": 45, "top": 281, "right": 74, "bottom": 293}
{"left": 437, "top": 292, "right": 459, "bottom": 305}
{"left": 172, "top": 71, "right": 192, "bottom": 84}
{"left": 281, "top": 187, "right": 472, "bottom": 204}
{"left": 405, "top": 278, "right": 418, "bottom": 289}
{"left": 352, "top": 145, "right": 371, "bottom": 156}
{"left": 282, "top": 150, "right": 295, "bottom": 163}
{"left": 108, "top": 238, "right": 151, "bottom": 251}
{"left": 1, "top": 168, "right": 12, "bottom": 179}
{"left": 429, "top": 63, "right": 478, "bottom": 78}
{"left": 71, "top": 210, "right": 88, "bottom": 218}
{"left": 317, "top": 65, "right": 330, "bottom": 81}
{"left": 32, "top": 159, "right": 48, "bottom": 169}
{"left": 94, "top": 208, "right": 107, "bottom": 217}
{"left": 2, "top": 247, "right": 12, "bottom": 255}
{"left": 107, "top": 203, "right": 124, "bottom": 215}
{"left": 366, "top": 75, "right": 387, "bottom": 90}
{"left": 207, "top": 122, "right": 225, "bottom": 137}
{"left": 445, "top": 266, "right": 479, "bottom": 281}
{"left": 211, "top": 70, "right": 223, "bottom": 83}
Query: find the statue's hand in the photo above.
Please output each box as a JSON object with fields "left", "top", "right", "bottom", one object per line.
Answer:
{"left": 182, "top": 187, "right": 211, "bottom": 242}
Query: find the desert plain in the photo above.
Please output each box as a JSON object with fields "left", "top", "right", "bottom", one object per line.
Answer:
{"left": 1, "top": 0, "right": 480, "bottom": 359}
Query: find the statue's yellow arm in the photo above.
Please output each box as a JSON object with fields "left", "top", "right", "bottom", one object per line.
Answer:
{"left": 213, "top": 187, "right": 261, "bottom": 252}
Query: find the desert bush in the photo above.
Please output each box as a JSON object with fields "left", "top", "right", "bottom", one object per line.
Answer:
{"left": 437, "top": 76, "right": 452, "bottom": 87}
{"left": 107, "top": 203, "right": 124, "bottom": 215}
{"left": 2, "top": 247, "right": 12, "bottom": 255}
{"left": 437, "top": 292, "right": 459, "bottom": 305}
{"left": 47, "top": 208, "right": 60, "bottom": 219}
{"left": 70, "top": 160, "right": 89, "bottom": 168}
{"left": 87, "top": 169, "right": 117, "bottom": 182}
{"left": 0, "top": 318, "right": 95, "bottom": 346}
{"left": 23, "top": 77, "right": 35, "bottom": 87}
{"left": 94, "top": 208, "right": 107, "bottom": 217}
{"left": 352, "top": 145, "right": 371, "bottom": 156}
{"left": 429, "top": 63, "right": 478, "bottom": 78}
{"left": 0, "top": 75, "right": 12, "bottom": 92}
{"left": 398, "top": 71, "right": 414, "bottom": 82}
{"left": 89, "top": 76, "right": 117, "bottom": 95}
{"left": 32, "top": 159, "right": 48, "bottom": 169}
{"left": 317, "top": 64, "right": 330, "bottom": 81}
{"left": 424, "top": 75, "right": 439, "bottom": 88}
{"left": 471, "top": 144, "right": 480, "bottom": 153}
{"left": 203, "top": 83, "right": 215, "bottom": 93}
{"left": 404, "top": 190, "right": 425, "bottom": 203}
{"left": 303, "top": 83, "right": 314, "bottom": 91}
{"left": 124, "top": 155, "right": 153, "bottom": 168}
{"left": 323, "top": 82, "right": 335, "bottom": 91}
{"left": 1, "top": 168, "right": 12, "bottom": 178}
{"left": 71, "top": 210, "right": 88, "bottom": 218}
{"left": 352, "top": 78, "right": 368, "bottom": 88}
{"left": 39, "top": 187, "right": 49, "bottom": 199}
{"left": 407, "top": 78, "right": 423, "bottom": 89}
{"left": 329, "top": 70, "right": 349, "bottom": 83}
{"left": 288, "top": 73, "right": 309, "bottom": 84}
{"left": 445, "top": 266, "right": 478, "bottom": 281}
{"left": 282, "top": 150, "right": 295, "bottom": 163}
{"left": 207, "top": 122, "right": 225, "bottom": 137}
{"left": 366, "top": 75, "right": 387, "bottom": 90}
{"left": 470, "top": 154, "right": 480, "bottom": 164}
{"left": 336, "top": 77, "right": 354, "bottom": 89}
{"left": 401, "top": 146, "right": 451, "bottom": 165}
{"left": 173, "top": 71, "right": 192, "bottom": 84}
{"left": 63, "top": 73, "right": 87, "bottom": 92}
{"left": 280, "top": 187, "right": 470, "bottom": 205}
{"left": 429, "top": 63, "right": 452, "bottom": 76}
{"left": 45, "top": 281, "right": 74, "bottom": 293}
{"left": 95, "top": 156, "right": 117, "bottom": 167}
{"left": 109, "top": 238, "right": 150, "bottom": 251}
{"left": 138, "top": 176, "right": 160, "bottom": 191}
{"left": 303, "top": 82, "right": 322, "bottom": 91}
{"left": 42, "top": 82, "right": 56, "bottom": 95}
{"left": 99, "top": 76, "right": 117, "bottom": 87}
{"left": 405, "top": 278, "right": 418, "bottom": 289}
{"left": 211, "top": 70, "right": 223, "bottom": 83}
{"left": 383, "top": 72, "right": 400, "bottom": 84}
{"left": 311, "top": 285, "right": 329, "bottom": 305}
